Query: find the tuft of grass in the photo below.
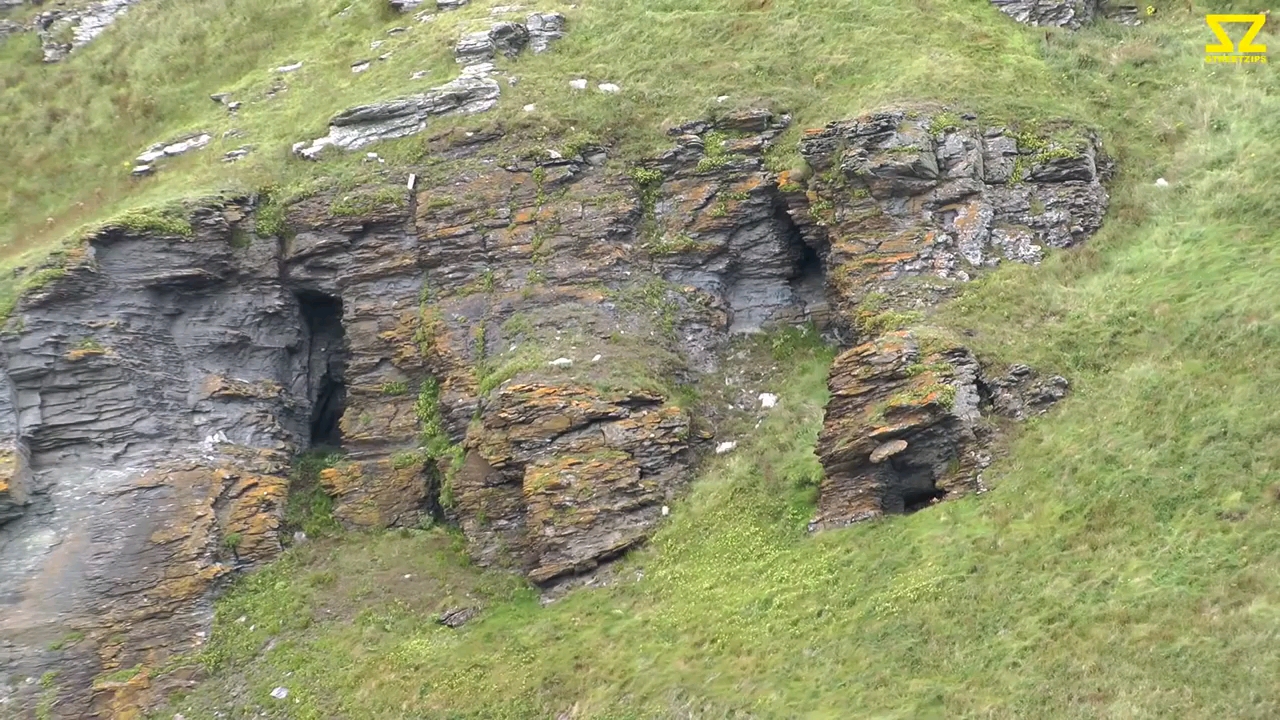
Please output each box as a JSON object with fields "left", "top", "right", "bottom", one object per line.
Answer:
{"left": 283, "top": 449, "right": 344, "bottom": 540}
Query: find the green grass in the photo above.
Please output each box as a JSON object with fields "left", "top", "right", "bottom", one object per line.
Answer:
{"left": 17, "top": 0, "right": 1280, "bottom": 716}
{"left": 282, "top": 449, "right": 344, "bottom": 540}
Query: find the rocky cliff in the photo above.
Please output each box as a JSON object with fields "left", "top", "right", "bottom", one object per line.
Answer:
{"left": 0, "top": 103, "right": 1108, "bottom": 716}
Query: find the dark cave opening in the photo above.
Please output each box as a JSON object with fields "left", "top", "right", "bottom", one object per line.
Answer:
{"left": 890, "top": 455, "right": 949, "bottom": 515}
{"left": 781, "top": 205, "right": 828, "bottom": 328}
{"left": 902, "top": 485, "right": 948, "bottom": 514}
{"left": 295, "top": 289, "right": 348, "bottom": 448}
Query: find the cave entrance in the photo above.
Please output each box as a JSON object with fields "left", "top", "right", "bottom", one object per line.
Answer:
{"left": 780, "top": 205, "right": 828, "bottom": 329}
{"left": 295, "top": 289, "right": 348, "bottom": 448}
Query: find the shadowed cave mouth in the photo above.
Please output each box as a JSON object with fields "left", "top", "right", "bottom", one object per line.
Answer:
{"left": 295, "top": 289, "right": 348, "bottom": 447}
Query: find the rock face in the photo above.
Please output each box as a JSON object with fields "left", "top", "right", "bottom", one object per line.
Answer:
{"left": 790, "top": 108, "right": 1109, "bottom": 328}
{"left": 795, "top": 109, "right": 1105, "bottom": 529}
{"left": 0, "top": 18, "right": 21, "bottom": 41}
{"left": 0, "top": 106, "right": 1108, "bottom": 715}
{"left": 296, "top": 11, "right": 565, "bottom": 157}
{"left": 293, "top": 63, "right": 502, "bottom": 158}
{"left": 454, "top": 21, "right": 528, "bottom": 64}
{"left": 812, "top": 333, "right": 1070, "bottom": 529}
{"left": 36, "top": 0, "right": 138, "bottom": 62}
{"left": 988, "top": 0, "right": 1141, "bottom": 29}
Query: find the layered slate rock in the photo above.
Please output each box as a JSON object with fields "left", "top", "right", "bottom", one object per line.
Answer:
{"left": 296, "top": 11, "right": 566, "bottom": 156}
{"left": 294, "top": 63, "right": 501, "bottom": 158}
{"left": 812, "top": 332, "right": 1071, "bottom": 528}
{"left": 454, "top": 20, "right": 529, "bottom": 64}
{"left": 988, "top": 0, "right": 1140, "bottom": 28}
{"left": 0, "top": 195, "right": 431, "bottom": 715}
{"left": 788, "top": 108, "right": 1109, "bottom": 330}
{"left": 35, "top": 0, "right": 138, "bottom": 62}
{"left": 0, "top": 105, "right": 1107, "bottom": 713}
{"left": 794, "top": 109, "right": 1106, "bottom": 529}
{"left": 459, "top": 385, "right": 689, "bottom": 583}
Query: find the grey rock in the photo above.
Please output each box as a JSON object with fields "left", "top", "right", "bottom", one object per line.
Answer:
{"left": 134, "top": 133, "right": 212, "bottom": 171}
{"left": 454, "top": 21, "right": 528, "bottom": 64}
{"left": 794, "top": 109, "right": 1108, "bottom": 302}
{"left": 295, "top": 63, "right": 501, "bottom": 156}
{"left": 985, "top": 364, "right": 1071, "bottom": 420}
{"left": 0, "top": 19, "right": 22, "bottom": 42}
{"left": 988, "top": 0, "right": 1097, "bottom": 28}
{"left": 37, "top": 0, "right": 138, "bottom": 62}
{"left": 438, "top": 606, "right": 479, "bottom": 627}
{"left": 222, "top": 147, "right": 253, "bottom": 163}
{"left": 525, "top": 12, "right": 566, "bottom": 53}
{"left": 131, "top": 164, "right": 154, "bottom": 176}
{"left": 437, "top": 0, "right": 469, "bottom": 9}
{"left": 389, "top": 0, "right": 424, "bottom": 10}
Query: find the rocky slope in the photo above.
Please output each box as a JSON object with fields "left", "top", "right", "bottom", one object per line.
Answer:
{"left": 0, "top": 98, "right": 1109, "bottom": 715}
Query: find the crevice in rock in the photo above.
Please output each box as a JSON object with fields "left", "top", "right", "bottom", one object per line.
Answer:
{"left": 781, "top": 203, "right": 828, "bottom": 327}
{"left": 293, "top": 289, "right": 348, "bottom": 449}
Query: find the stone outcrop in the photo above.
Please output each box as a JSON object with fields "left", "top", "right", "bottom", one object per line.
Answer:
{"left": 525, "top": 12, "right": 566, "bottom": 53}
{"left": 789, "top": 108, "right": 1109, "bottom": 329}
{"left": 811, "top": 332, "right": 1069, "bottom": 529}
{"left": 36, "top": 0, "right": 138, "bottom": 62}
{"left": 132, "top": 132, "right": 212, "bottom": 176}
{"left": 0, "top": 105, "right": 1108, "bottom": 715}
{"left": 0, "top": 18, "right": 20, "bottom": 41}
{"left": 295, "top": 11, "right": 565, "bottom": 157}
{"left": 293, "top": 63, "right": 501, "bottom": 158}
{"left": 454, "top": 20, "right": 528, "bottom": 65}
{"left": 793, "top": 109, "right": 1105, "bottom": 529}
{"left": 459, "top": 385, "right": 689, "bottom": 583}
{"left": 988, "top": 0, "right": 1141, "bottom": 29}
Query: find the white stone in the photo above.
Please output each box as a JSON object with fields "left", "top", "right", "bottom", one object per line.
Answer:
{"left": 1155, "top": 177, "right": 1169, "bottom": 187}
{"left": 715, "top": 441, "right": 737, "bottom": 454}
{"left": 274, "top": 62, "right": 303, "bottom": 73}
{"left": 523, "top": 103, "right": 537, "bottom": 112}
{"left": 716, "top": 95, "right": 730, "bottom": 103}
{"left": 661, "top": 505, "right": 669, "bottom": 516}
{"left": 597, "top": 82, "right": 621, "bottom": 93}
{"left": 271, "top": 687, "right": 289, "bottom": 700}
{"left": 548, "top": 357, "right": 573, "bottom": 368}
{"left": 591, "top": 354, "right": 602, "bottom": 363}
{"left": 569, "top": 78, "right": 588, "bottom": 90}
{"left": 351, "top": 61, "right": 371, "bottom": 73}
{"left": 758, "top": 393, "right": 778, "bottom": 409}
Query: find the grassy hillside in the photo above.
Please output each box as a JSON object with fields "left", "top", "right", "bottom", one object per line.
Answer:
{"left": 5, "top": 0, "right": 1280, "bottom": 716}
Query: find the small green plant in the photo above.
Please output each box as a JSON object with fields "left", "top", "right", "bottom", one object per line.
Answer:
{"left": 48, "top": 631, "right": 85, "bottom": 651}
{"left": 96, "top": 665, "right": 142, "bottom": 685}
{"left": 644, "top": 233, "right": 704, "bottom": 256}
{"left": 853, "top": 294, "right": 923, "bottom": 336}
{"left": 380, "top": 381, "right": 409, "bottom": 396}
{"left": 391, "top": 450, "right": 423, "bottom": 470}
{"left": 630, "top": 167, "right": 664, "bottom": 187}
{"left": 107, "top": 205, "right": 194, "bottom": 237}
{"left": 229, "top": 227, "right": 252, "bottom": 249}
{"left": 695, "top": 131, "right": 735, "bottom": 172}
{"left": 928, "top": 111, "right": 963, "bottom": 134}
{"left": 283, "top": 449, "right": 344, "bottom": 539}
{"left": 329, "top": 186, "right": 407, "bottom": 217}
{"left": 222, "top": 532, "right": 243, "bottom": 551}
